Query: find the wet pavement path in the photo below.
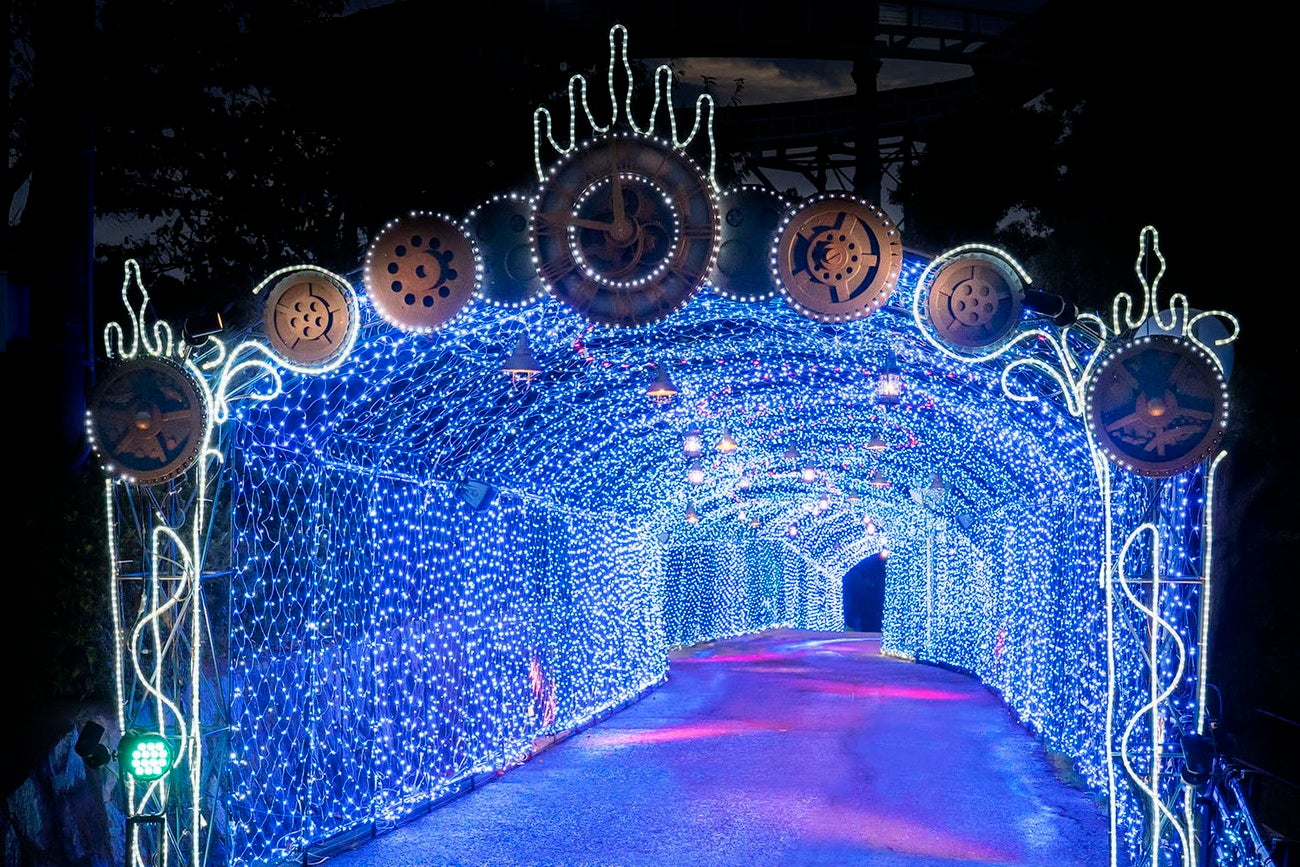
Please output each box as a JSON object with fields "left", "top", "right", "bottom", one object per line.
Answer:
{"left": 321, "top": 629, "right": 1111, "bottom": 866}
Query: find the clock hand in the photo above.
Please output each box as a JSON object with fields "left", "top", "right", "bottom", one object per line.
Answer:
{"left": 609, "top": 162, "right": 635, "bottom": 241}
{"left": 538, "top": 211, "right": 616, "bottom": 232}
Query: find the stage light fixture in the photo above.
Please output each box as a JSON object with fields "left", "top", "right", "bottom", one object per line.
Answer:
{"left": 75, "top": 721, "right": 112, "bottom": 769}
{"left": 1180, "top": 732, "right": 1215, "bottom": 788}
{"left": 118, "top": 731, "right": 176, "bottom": 781}
{"left": 182, "top": 308, "right": 226, "bottom": 347}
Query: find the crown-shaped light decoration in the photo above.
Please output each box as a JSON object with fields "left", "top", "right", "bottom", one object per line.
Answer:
{"left": 532, "top": 24, "right": 718, "bottom": 190}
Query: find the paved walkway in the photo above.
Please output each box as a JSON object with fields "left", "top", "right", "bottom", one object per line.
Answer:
{"left": 322, "top": 629, "right": 1112, "bottom": 866}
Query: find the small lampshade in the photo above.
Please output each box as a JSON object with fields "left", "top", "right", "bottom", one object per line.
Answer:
{"left": 646, "top": 364, "right": 678, "bottom": 402}
{"left": 502, "top": 333, "right": 542, "bottom": 386}
{"left": 716, "top": 426, "right": 738, "bottom": 453}
{"left": 686, "top": 460, "right": 705, "bottom": 485}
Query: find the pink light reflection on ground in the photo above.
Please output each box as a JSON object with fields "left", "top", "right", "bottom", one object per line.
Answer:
{"left": 583, "top": 718, "right": 785, "bottom": 748}
{"left": 792, "top": 802, "right": 1020, "bottom": 863}
{"left": 805, "top": 679, "right": 973, "bottom": 701}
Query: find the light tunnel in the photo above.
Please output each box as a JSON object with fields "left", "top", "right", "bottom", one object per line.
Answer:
{"left": 84, "top": 27, "right": 1234, "bottom": 865}
{"left": 90, "top": 219, "right": 1229, "bottom": 867}
{"left": 192, "top": 243, "right": 1151, "bottom": 864}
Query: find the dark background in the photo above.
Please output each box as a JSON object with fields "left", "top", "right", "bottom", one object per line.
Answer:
{"left": 5, "top": 0, "right": 1295, "bottom": 844}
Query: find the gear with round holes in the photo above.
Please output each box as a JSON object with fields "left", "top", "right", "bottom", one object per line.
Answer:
{"left": 772, "top": 193, "right": 902, "bottom": 323}
{"left": 364, "top": 211, "right": 480, "bottom": 332}
{"left": 261, "top": 269, "right": 357, "bottom": 370}
{"left": 1085, "top": 334, "right": 1229, "bottom": 478}
{"left": 926, "top": 253, "right": 1025, "bottom": 350}
{"left": 531, "top": 133, "right": 717, "bottom": 327}
{"left": 86, "top": 356, "right": 209, "bottom": 486}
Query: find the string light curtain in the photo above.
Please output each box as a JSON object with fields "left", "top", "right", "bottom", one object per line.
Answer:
{"left": 95, "top": 239, "right": 1232, "bottom": 866}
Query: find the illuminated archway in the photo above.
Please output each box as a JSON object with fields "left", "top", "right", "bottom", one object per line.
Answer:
{"left": 83, "top": 25, "right": 1239, "bottom": 867}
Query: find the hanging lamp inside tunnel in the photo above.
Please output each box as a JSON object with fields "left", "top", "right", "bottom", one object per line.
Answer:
{"left": 501, "top": 332, "right": 543, "bottom": 392}
{"left": 716, "top": 425, "right": 738, "bottom": 453}
{"left": 875, "top": 344, "right": 904, "bottom": 406}
{"left": 682, "top": 424, "right": 704, "bottom": 457}
{"left": 646, "top": 363, "right": 679, "bottom": 404}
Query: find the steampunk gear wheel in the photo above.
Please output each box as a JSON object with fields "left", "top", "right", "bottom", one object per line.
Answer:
{"left": 86, "top": 356, "right": 209, "bottom": 486}
{"left": 925, "top": 253, "right": 1025, "bottom": 350}
{"left": 1085, "top": 334, "right": 1229, "bottom": 478}
{"left": 707, "top": 184, "right": 788, "bottom": 302}
{"left": 260, "top": 269, "right": 358, "bottom": 371}
{"left": 462, "top": 192, "right": 547, "bottom": 309}
{"left": 772, "top": 193, "right": 902, "bottom": 323}
{"left": 531, "top": 133, "right": 718, "bottom": 328}
{"left": 364, "top": 211, "right": 481, "bottom": 333}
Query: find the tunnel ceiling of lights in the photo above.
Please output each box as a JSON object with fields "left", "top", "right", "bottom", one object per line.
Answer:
{"left": 86, "top": 24, "right": 1232, "bottom": 558}
{"left": 82, "top": 24, "right": 1243, "bottom": 867}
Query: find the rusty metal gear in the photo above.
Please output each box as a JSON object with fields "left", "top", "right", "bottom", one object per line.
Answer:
{"left": 261, "top": 269, "right": 357, "bottom": 370}
{"left": 364, "top": 211, "right": 480, "bottom": 332}
{"left": 772, "top": 193, "right": 902, "bottom": 323}
{"left": 1085, "top": 334, "right": 1229, "bottom": 478}
{"left": 86, "top": 356, "right": 208, "bottom": 486}
{"left": 926, "top": 254, "right": 1025, "bottom": 350}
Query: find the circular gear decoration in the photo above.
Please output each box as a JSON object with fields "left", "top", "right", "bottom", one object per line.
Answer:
{"left": 461, "top": 192, "right": 547, "bottom": 309}
{"left": 364, "top": 211, "right": 481, "bottom": 333}
{"left": 925, "top": 253, "right": 1025, "bottom": 350}
{"left": 260, "top": 269, "right": 358, "bottom": 371}
{"left": 707, "top": 184, "right": 788, "bottom": 302}
{"left": 86, "top": 356, "right": 209, "bottom": 486}
{"left": 1135, "top": 308, "right": 1235, "bottom": 381}
{"left": 1085, "top": 334, "right": 1229, "bottom": 478}
{"left": 771, "top": 193, "right": 902, "bottom": 323}
{"left": 531, "top": 133, "right": 718, "bottom": 327}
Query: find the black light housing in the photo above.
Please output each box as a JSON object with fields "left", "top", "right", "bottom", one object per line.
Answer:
{"left": 75, "top": 721, "right": 112, "bottom": 769}
{"left": 1023, "top": 287, "right": 1078, "bottom": 327}
{"left": 182, "top": 307, "right": 226, "bottom": 346}
{"left": 1180, "top": 732, "right": 1216, "bottom": 787}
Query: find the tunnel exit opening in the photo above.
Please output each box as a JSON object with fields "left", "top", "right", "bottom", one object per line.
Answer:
{"left": 841, "top": 552, "right": 886, "bottom": 633}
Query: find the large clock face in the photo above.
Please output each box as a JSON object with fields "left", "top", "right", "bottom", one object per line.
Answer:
{"left": 531, "top": 133, "right": 718, "bottom": 327}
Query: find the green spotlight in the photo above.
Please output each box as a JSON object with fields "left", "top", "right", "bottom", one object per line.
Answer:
{"left": 118, "top": 732, "right": 175, "bottom": 781}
